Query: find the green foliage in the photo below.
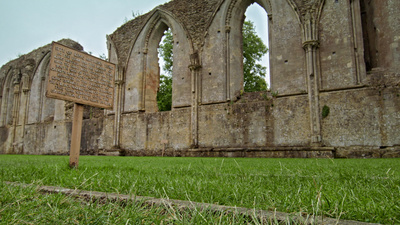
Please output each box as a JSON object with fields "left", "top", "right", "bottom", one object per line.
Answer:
{"left": 261, "top": 93, "right": 269, "bottom": 101}
{"left": 98, "top": 53, "right": 108, "bottom": 61}
{"left": 159, "top": 29, "right": 173, "bottom": 76}
{"left": 157, "top": 29, "right": 174, "bottom": 111}
{"left": 123, "top": 11, "right": 143, "bottom": 24}
{"left": 271, "top": 90, "right": 279, "bottom": 97}
{"left": 242, "top": 20, "right": 268, "bottom": 92}
{"left": 157, "top": 74, "right": 172, "bottom": 111}
{"left": 322, "top": 105, "right": 330, "bottom": 118}
{"left": 131, "top": 10, "right": 142, "bottom": 19}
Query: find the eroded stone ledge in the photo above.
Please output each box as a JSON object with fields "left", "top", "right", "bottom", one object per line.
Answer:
{"left": 4, "top": 182, "right": 380, "bottom": 225}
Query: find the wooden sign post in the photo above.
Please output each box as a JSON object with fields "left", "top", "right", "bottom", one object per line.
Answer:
{"left": 69, "top": 103, "right": 84, "bottom": 168}
{"left": 46, "top": 42, "right": 115, "bottom": 168}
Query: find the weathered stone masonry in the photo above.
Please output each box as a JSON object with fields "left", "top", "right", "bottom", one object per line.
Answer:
{"left": 1, "top": 0, "right": 399, "bottom": 158}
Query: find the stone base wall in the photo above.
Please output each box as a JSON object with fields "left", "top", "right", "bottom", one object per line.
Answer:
{"left": 4, "top": 86, "right": 398, "bottom": 158}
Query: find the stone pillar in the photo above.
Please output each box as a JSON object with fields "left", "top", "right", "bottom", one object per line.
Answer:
{"left": 38, "top": 75, "right": 46, "bottom": 122}
{"left": 11, "top": 73, "right": 22, "bottom": 152}
{"left": 189, "top": 52, "right": 201, "bottom": 148}
{"left": 303, "top": 40, "right": 321, "bottom": 144}
{"left": 225, "top": 26, "right": 231, "bottom": 101}
{"left": 0, "top": 94, "right": 2, "bottom": 123}
{"left": 20, "top": 74, "right": 30, "bottom": 138}
{"left": 1, "top": 88, "right": 9, "bottom": 126}
{"left": 113, "top": 65, "right": 125, "bottom": 149}
{"left": 267, "top": 14, "right": 274, "bottom": 90}
{"left": 350, "top": 0, "right": 366, "bottom": 84}
{"left": 287, "top": 0, "right": 326, "bottom": 145}
{"left": 140, "top": 49, "right": 148, "bottom": 111}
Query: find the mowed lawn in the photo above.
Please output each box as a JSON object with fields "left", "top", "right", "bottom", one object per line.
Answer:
{"left": 0, "top": 155, "right": 399, "bottom": 224}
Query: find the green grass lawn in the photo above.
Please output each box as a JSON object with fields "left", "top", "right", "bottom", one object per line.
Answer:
{"left": 0, "top": 155, "right": 399, "bottom": 224}
{"left": 1, "top": 182, "right": 260, "bottom": 224}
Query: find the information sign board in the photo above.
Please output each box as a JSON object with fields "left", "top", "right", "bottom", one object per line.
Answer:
{"left": 46, "top": 42, "right": 115, "bottom": 109}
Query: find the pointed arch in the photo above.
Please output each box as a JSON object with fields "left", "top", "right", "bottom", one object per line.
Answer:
{"left": 27, "top": 53, "right": 50, "bottom": 124}
{"left": 27, "top": 52, "right": 65, "bottom": 124}
{"left": 40, "top": 58, "right": 55, "bottom": 122}
{"left": 107, "top": 35, "right": 119, "bottom": 65}
{"left": 225, "top": 0, "right": 271, "bottom": 96}
{"left": 225, "top": 0, "right": 272, "bottom": 25}
{"left": 201, "top": 0, "right": 272, "bottom": 104}
{"left": 0, "top": 68, "right": 15, "bottom": 126}
{"left": 124, "top": 9, "right": 194, "bottom": 113}
{"left": 0, "top": 67, "right": 11, "bottom": 126}
{"left": 106, "top": 35, "right": 119, "bottom": 115}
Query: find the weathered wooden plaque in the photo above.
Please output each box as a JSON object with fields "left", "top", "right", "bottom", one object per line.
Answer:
{"left": 46, "top": 42, "right": 115, "bottom": 109}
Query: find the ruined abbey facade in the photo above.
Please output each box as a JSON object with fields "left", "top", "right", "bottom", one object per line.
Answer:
{"left": 1, "top": 0, "right": 399, "bottom": 157}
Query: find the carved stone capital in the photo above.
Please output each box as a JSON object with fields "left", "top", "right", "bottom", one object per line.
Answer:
{"left": 13, "top": 84, "right": 20, "bottom": 94}
{"left": 287, "top": 0, "right": 325, "bottom": 23}
{"left": 22, "top": 74, "right": 30, "bottom": 91}
{"left": 115, "top": 80, "right": 124, "bottom": 86}
{"left": 302, "top": 40, "right": 320, "bottom": 50}
{"left": 188, "top": 64, "right": 202, "bottom": 71}
{"left": 189, "top": 52, "right": 201, "bottom": 71}
{"left": 225, "top": 26, "right": 231, "bottom": 33}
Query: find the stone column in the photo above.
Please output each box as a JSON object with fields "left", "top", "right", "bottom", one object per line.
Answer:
{"left": 189, "top": 52, "right": 201, "bottom": 148}
{"left": 0, "top": 76, "right": 3, "bottom": 123}
{"left": 267, "top": 14, "right": 274, "bottom": 90}
{"left": 287, "top": 0, "right": 326, "bottom": 145}
{"left": 38, "top": 75, "right": 46, "bottom": 122}
{"left": 0, "top": 94, "right": 2, "bottom": 123}
{"left": 0, "top": 89, "right": 6, "bottom": 126}
{"left": 113, "top": 65, "right": 125, "bottom": 149}
{"left": 350, "top": 0, "right": 366, "bottom": 84}
{"left": 140, "top": 49, "right": 148, "bottom": 111}
{"left": 225, "top": 26, "right": 231, "bottom": 101}
{"left": 11, "top": 74, "right": 21, "bottom": 152}
{"left": 20, "top": 74, "right": 30, "bottom": 138}
{"left": 303, "top": 40, "right": 321, "bottom": 144}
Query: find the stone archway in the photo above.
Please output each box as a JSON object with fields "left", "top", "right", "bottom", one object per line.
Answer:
{"left": 124, "top": 9, "right": 194, "bottom": 113}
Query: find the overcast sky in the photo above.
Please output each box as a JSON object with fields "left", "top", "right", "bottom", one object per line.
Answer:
{"left": 0, "top": 0, "right": 269, "bottom": 79}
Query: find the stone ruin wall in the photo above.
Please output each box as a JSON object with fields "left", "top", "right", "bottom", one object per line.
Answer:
{"left": 0, "top": 0, "right": 399, "bottom": 158}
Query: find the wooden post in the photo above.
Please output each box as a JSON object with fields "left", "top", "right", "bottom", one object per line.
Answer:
{"left": 46, "top": 43, "right": 116, "bottom": 167}
{"left": 69, "top": 103, "right": 84, "bottom": 168}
